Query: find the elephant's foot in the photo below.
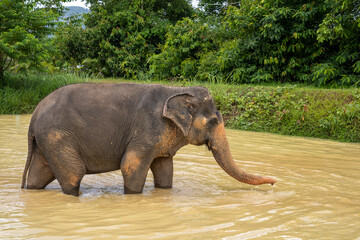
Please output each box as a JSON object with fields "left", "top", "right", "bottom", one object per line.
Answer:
{"left": 26, "top": 184, "right": 47, "bottom": 190}
{"left": 124, "top": 186, "right": 143, "bottom": 194}
{"left": 57, "top": 174, "right": 84, "bottom": 197}
{"left": 62, "top": 184, "right": 81, "bottom": 196}
{"left": 154, "top": 183, "right": 172, "bottom": 189}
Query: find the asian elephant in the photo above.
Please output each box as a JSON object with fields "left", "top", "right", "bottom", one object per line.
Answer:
{"left": 21, "top": 83, "right": 276, "bottom": 196}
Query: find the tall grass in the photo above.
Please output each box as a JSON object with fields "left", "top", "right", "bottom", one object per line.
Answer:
{"left": 1, "top": 73, "right": 359, "bottom": 142}
{"left": 0, "top": 73, "right": 90, "bottom": 114}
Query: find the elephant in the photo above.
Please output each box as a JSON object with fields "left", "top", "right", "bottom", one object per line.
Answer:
{"left": 21, "top": 83, "right": 276, "bottom": 196}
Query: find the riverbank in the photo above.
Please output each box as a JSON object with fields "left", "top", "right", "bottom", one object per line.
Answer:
{"left": 1, "top": 73, "right": 359, "bottom": 142}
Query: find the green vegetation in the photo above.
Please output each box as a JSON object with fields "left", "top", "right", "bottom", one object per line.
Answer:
{"left": 51, "top": 0, "right": 360, "bottom": 87}
{"left": 0, "top": 73, "right": 89, "bottom": 113}
{"left": 0, "top": 0, "right": 69, "bottom": 83}
{"left": 206, "top": 84, "right": 360, "bottom": 142}
{"left": 1, "top": 73, "right": 359, "bottom": 142}
{"left": 2, "top": 0, "right": 359, "bottom": 85}
{"left": 150, "top": 1, "right": 360, "bottom": 86}
{"left": 55, "top": 0, "right": 193, "bottom": 77}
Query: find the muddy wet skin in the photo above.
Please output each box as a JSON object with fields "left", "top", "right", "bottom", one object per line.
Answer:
{"left": 1, "top": 115, "right": 359, "bottom": 239}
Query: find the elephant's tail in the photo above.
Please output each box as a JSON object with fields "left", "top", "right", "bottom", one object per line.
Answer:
{"left": 21, "top": 134, "right": 35, "bottom": 189}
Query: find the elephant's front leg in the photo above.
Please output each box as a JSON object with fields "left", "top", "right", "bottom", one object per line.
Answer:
{"left": 121, "top": 150, "right": 152, "bottom": 194}
{"left": 150, "top": 157, "right": 173, "bottom": 189}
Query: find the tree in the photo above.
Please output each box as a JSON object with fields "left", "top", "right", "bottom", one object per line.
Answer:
{"left": 0, "top": 0, "right": 64, "bottom": 84}
{"left": 149, "top": 17, "right": 217, "bottom": 79}
{"left": 153, "top": 0, "right": 359, "bottom": 86}
{"left": 316, "top": 0, "right": 360, "bottom": 85}
{"left": 56, "top": 0, "right": 194, "bottom": 77}
{"left": 212, "top": 0, "right": 360, "bottom": 86}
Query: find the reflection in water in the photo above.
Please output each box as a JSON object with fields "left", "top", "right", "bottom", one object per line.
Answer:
{"left": 0, "top": 115, "right": 359, "bottom": 239}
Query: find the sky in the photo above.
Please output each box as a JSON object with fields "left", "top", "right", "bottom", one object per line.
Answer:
{"left": 63, "top": 0, "right": 199, "bottom": 9}
{"left": 63, "top": 0, "right": 89, "bottom": 9}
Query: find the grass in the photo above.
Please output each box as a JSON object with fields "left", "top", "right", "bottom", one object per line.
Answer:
{"left": 205, "top": 85, "right": 360, "bottom": 142}
{"left": 1, "top": 72, "right": 359, "bottom": 142}
{"left": 0, "top": 73, "right": 91, "bottom": 114}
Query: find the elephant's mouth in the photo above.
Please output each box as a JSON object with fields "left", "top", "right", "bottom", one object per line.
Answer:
{"left": 205, "top": 139, "right": 213, "bottom": 151}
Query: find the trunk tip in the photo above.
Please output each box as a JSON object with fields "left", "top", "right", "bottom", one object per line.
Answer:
{"left": 243, "top": 176, "right": 277, "bottom": 186}
{"left": 267, "top": 177, "right": 276, "bottom": 185}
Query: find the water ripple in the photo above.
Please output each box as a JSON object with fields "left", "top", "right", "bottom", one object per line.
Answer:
{"left": 1, "top": 115, "right": 360, "bottom": 239}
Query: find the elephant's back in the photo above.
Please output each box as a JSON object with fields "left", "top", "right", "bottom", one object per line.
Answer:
{"left": 29, "top": 83, "right": 182, "bottom": 131}
{"left": 43, "top": 83, "right": 173, "bottom": 104}
{"left": 33, "top": 83, "right": 135, "bottom": 115}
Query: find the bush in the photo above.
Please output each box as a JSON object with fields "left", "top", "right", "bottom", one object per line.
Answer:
{"left": 149, "top": 17, "right": 217, "bottom": 79}
{"left": 207, "top": 84, "right": 360, "bottom": 142}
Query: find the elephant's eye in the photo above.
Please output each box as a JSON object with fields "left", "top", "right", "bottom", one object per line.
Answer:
{"left": 208, "top": 117, "right": 219, "bottom": 126}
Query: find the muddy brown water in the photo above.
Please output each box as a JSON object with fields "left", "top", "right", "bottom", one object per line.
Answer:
{"left": 0, "top": 115, "right": 359, "bottom": 239}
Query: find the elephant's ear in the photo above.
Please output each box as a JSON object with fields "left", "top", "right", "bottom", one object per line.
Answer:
{"left": 163, "top": 93, "right": 195, "bottom": 137}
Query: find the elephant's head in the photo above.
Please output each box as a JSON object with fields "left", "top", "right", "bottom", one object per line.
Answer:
{"left": 163, "top": 87, "right": 276, "bottom": 186}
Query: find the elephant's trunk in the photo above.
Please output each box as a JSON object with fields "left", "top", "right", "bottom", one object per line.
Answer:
{"left": 208, "top": 123, "right": 276, "bottom": 185}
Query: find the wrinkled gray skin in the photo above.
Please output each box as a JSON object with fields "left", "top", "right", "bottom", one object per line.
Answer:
{"left": 21, "top": 83, "right": 276, "bottom": 196}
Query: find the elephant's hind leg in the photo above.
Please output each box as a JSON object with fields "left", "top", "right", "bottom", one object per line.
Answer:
{"left": 52, "top": 157, "right": 86, "bottom": 197}
{"left": 58, "top": 174, "right": 84, "bottom": 196}
{"left": 43, "top": 145, "right": 86, "bottom": 197}
{"left": 150, "top": 157, "right": 173, "bottom": 189}
{"left": 27, "top": 149, "right": 55, "bottom": 190}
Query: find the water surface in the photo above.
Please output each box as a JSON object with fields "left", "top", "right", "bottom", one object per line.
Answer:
{"left": 1, "top": 115, "right": 359, "bottom": 239}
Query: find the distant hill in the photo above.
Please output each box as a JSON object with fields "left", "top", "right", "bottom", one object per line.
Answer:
{"left": 63, "top": 6, "right": 90, "bottom": 19}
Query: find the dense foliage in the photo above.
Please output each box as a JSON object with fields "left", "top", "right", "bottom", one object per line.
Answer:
{"left": 2, "top": 0, "right": 359, "bottom": 86}
{"left": 151, "top": 0, "right": 360, "bottom": 86}
{"left": 149, "top": 17, "right": 217, "bottom": 79}
{"left": 55, "top": 0, "right": 193, "bottom": 77}
{"left": 0, "top": 0, "right": 65, "bottom": 84}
